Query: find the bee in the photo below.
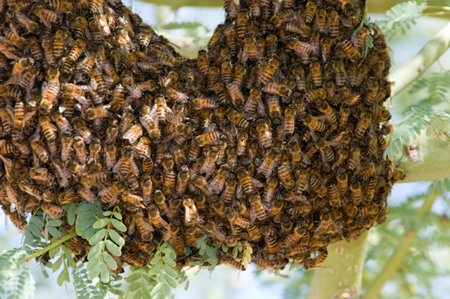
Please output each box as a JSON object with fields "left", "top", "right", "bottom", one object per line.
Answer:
{"left": 162, "top": 170, "right": 176, "bottom": 195}
{"left": 281, "top": 107, "right": 296, "bottom": 135}
{"left": 197, "top": 49, "right": 209, "bottom": 75}
{"left": 232, "top": 64, "right": 247, "bottom": 88}
{"left": 290, "top": 67, "right": 306, "bottom": 92}
{"left": 258, "top": 150, "right": 278, "bottom": 178}
{"left": 30, "top": 141, "right": 50, "bottom": 164}
{"left": 28, "top": 37, "right": 45, "bottom": 63}
{"left": 123, "top": 124, "right": 143, "bottom": 144}
{"left": 85, "top": 106, "right": 111, "bottom": 121}
{"left": 183, "top": 197, "right": 201, "bottom": 224}
{"left": 305, "top": 1, "right": 317, "bottom": 23}
{"left": 256, "top": 120, "right": 273, "bottom": 149}
{"left": 365, "top": 80, "right": 379, "bottom": 105}
{"left": 237, "top": 167, "right": 257, "bottom": 195}
{"left": 34, "top": 6, "right": 59, "bottom": 28}
{"left": 195, "top": 131, "right": 222, "bottom": 147}
{"left": 262, "top": 82, "right": 289, "bottom": 97}
{"left": 354, "top": 113, "right": 372, "bottom": 139}
{"left": 208, "top": 164, "right": 230, "bottom": 195}
{"left": 122, "top": 192, "right": 146, "bottom": 208}
{"left": 113, "top": 147, "right": 139, "bottom": 177}
{"left": 244, "top": 88, "right": 261, "bottom": 115}
{"left": 200, "top": 148, "right": 219, "bottom": 176}
{"left": 40, "top": 67, "right": 60, "bottom": 112}
{"left": 220, "top": 60, "right": 233, "bottom": 85}
{"left": 90, "top": 68, "right": 107, "bottom": 94}
{"left": 316, "top": 8, "right": 327, "bottom": 33}
{"left": 71, "top": 137, "right": 87, "bottom": 164}
{"left": 146, "top": 204, "right": 168, "bottom": 230}
{"left": 41, "top": 202, "right": 65, "bottom": 218}
{"left": 304, "top": 88, "right": 326, "bottom": 103}
{"left": 350, "top": 182, "right": 363, "bottom": 205}
{"left": 104, "top": 144, "right": 117, "bottom": 170}
{"left": 88, "top": 139, "right": 102, "bottom": 163}
{"left": 218, "top": 179, "right": 236, "bottom": 204}
{"left": 226, "top": 108, "right": 249, "bottom": 128}
{"left": 317, "top": 101, "right": 337, "bottom": 125}
{"left": 72, "top": 118, "right": 92, "bottom": 144}
{"left": 52, "top": 30, "right": 67, "bottom": 58}
{"left": 317, "top": 139, "right": 335, "bottom": 163}
{"left": 301, "top": 114, "right": 326, "bottom": 132}
{"left": 29, "top": 168, "right": 55, "bottom": 187}
{"left": 237, "top": 12, "right": 249, "bottom": 40}
{"left": 277, "top": 162, "right": 295, "bottom": 190}
{"left": 249, "top": 194, "right": 267, "bottom": 221}
{"left": 341, "top": 40, "right": 361, "bottom": 62}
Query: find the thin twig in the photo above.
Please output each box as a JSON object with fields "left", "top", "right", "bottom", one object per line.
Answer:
{"left": 19, "top": 231, "right": 77, "bottom": 264}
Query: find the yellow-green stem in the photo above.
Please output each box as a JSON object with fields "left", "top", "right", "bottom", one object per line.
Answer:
{"left": 19, "top": 231, "right": 77, "bottom": 264}
{"left": 389, "top": 21, "right": 450, "bottom": 98}
{"left": 361, "top": 192, "right": 438, "bottom": 299}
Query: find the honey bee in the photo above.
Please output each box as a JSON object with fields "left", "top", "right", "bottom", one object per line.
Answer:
{"left": 350, "top": 182, "right": 363, "bottom": 205}
{"left": 257, "top": 150, "right": 278, "bottom": 178}
{"left": 123, "top": 124, "right": 143, "bottom": 144}
{"left": 231, "top": 64, "right": 247, "bottom": 88}
{"left": 146, "top": 204, "right": 168, "bottom": 229}
{"left": 354, "top": 112, "right": 372, "bottom": 139}
{"left": 183, "top": 197, "right": 201, "bottom": 224}
{"left": 209, "top": 164, "right": 230, "bottom": 194}
{"left": 72, "top": 118, "right": 92, "bottom": 144}
{"left": 72, "top": 137, "right": 87, "bottom": 164}
{"left": 305, "top": 1, "right": 317, "bottom": 23}
{"left": 40, "top": 67, "right": 60, "bottom": 112}
{"left": 365, "top": 80, "right": 379, "bottom": 105}
{"left": 52, "top": 30, "right": 67, "bottom": 58}
{"left": 249, "top": 194, "right": 267, "bottom": 221}
{"left": 341, "top": 39, "right": 361, "bottom": 62}
{"left": 237, "top": 12, "right": 249, "bottom": 41}
{"left": 88, "top": 139, "right": 102, "bottom": 163}
{"left": 165, "top": 87, "right": 189, "bottom": 103}
{"left": 113, "top": 147, "right": 139, "bottom": 177}
{"left": 122, "top": 192, "right": 146, "bottom": 208}
{"left": 315, "top": 8, "right": 326, "bottom": 33}
{"left": 103, "top": 144, "right": 117, "bottom": 170}
{"left": 262, "top": 82, "right": 289, "bottom": 97}
{"left": 256, "top": 120, "right": 273, "bottom": 149}
{"left": 34, "top": 6, "right": 59, "bottom": 28}
{"left": 195, "top": 131, "right": 222, "bottom": 147}
{"left": 197, "top": 49, "right": 209, "bottom": 75}
{"left": 301, "top": 113, "right": 326, "bottom": 132}
{"left": 226, "top": 108, "right": 249, "bottom": 129}
{"left": 30, "top": 141, "right": 50, "bottom": 164}
{"left": 317, "top": 139, "right": 335, "bottom": 163}
{"left": 41, "top": 202, "right": 65, "bottom": 218}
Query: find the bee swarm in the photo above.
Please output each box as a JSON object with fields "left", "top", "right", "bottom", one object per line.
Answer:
{"left": 0, "top": 0, "right": 402, "bottom": 272}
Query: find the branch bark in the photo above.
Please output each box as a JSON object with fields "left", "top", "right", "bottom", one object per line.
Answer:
{"left": 361, "top": 192, "right": 438, "bottom": 299}
{"left": 389, "top": 20, "right": 450, "bottom": 98}
{"left": 307, "top": 232, "right": 369, "bottom": 299}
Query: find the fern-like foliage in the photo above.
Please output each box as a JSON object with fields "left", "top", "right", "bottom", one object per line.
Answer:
{"left": 0, "top": 249, "right": 35, "bottom": 299}
{"left": 192, "top": 234, "right": 219, "bottom": 273}
{"left": 384, "top": 107, "right": 450, "bottom": 161}
{"left": 378, "top": 0, "right": 427, "bottom": 38}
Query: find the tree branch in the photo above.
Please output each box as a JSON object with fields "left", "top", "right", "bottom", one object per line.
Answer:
{"left": 389, "top": 20, "right": 450, "bottom": 98}
{"left": 19, "top": 231, "right": 77, "bottom": 264}
{"left": 395, "top": 132, "right": 450, "bottom": 183}
{"left": 361, "top": 192, "right": 438, "bottom": 299}
{"left": 307, "top": 232, "right": 369, "bottom": 299}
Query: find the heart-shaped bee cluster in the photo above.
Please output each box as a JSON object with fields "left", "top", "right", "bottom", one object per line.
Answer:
{"left": 0, "top": 0, "right": 403, "bottom": 272}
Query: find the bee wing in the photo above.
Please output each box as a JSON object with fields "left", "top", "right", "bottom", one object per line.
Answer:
{"left": 251, "top": 178, "right": 264, "bottom": 188}
{"left": 131, "top": 159, "right": 140, "bottom": 177}
{"left": 257, "top": 97, "right": 266, "bottom": 116}
{"left": 5, "top": 105, "right": 14, "bottom": 120}
{"left": 98, "top": 185, "right": 113, "bottom": 197}
{"left": 149, "top": 104, "right": 159, "bottom": 124}
{"left": 162, "top": 132, "right": 177, "bottom": 143}
{"left": 240, "top": 46, "right": 249, "bottom": 63}
{"left": 208, "top": 176, "right": 220, "bottom": 194}
{"left": 160, "top": 216, "right": 169, "bottom": 229}
{"left": 112, "top": 157, "right": 124, "bottom": 173}
{"left": 203, "top": 123, "right": 216, "bottom": 134}
{"left": 236, "top": 181, "right": 243, "bottom": 199}
{"left": 0, "top": 36, "right": 14, "bottom": 46}
{"left": 250, "top": 207, "right": 256, "bottom": 222}
{"left": 262, "top": 201, "right": 273, "bottom": 211}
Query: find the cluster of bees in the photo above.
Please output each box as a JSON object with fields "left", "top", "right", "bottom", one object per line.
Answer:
{"left": 0, "top": 0, "right": 404, "bottom": 272}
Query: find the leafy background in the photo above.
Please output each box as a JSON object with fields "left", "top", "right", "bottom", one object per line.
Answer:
{"left": 3, "top": 0, "right": 450, "bottom": 298}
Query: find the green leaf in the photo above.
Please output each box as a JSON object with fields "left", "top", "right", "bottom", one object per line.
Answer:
{"left": 436, "top": 180, "right": 444, "bottom": 194}
{"left": 93, "top": 218, "right": 110, "bottom": 229}
{"left": 163, "top": 265, "right": 178, "bottom": 278}
{"left": 161, "top": 248, "right": 172, "bottom": 255}
{"left": 110, "top": 219, "right": 127, "bottom": 232}
{"left": 88, "top": 242, "right": 104, "bottom": 260}
{"left": 100, "top": 263, "right": 110, "bottom": 283}
{"left": 48, "top": 227, "right": 61, "bottom": 238}
{"left": 162, "top": 257, "right": 176, "bottom": 268}
{"left": 87, "top": 262, "right": 101, "bottom": 280}
{"left": 103, "top": 252, "right": 117, "bottom": 270}
{"left": 108, "top": 229, "right": 125, "bottom": 246}
{"left": 150, "top": 282, "right": 162, "bottom": 297}
{"left": 48, "top": 219, "right": 62, "bottom": 227}
{"left": 52, "top": 256, "right": 63, "bottom": 273}
{"left": 105, "top": 240, "right": 121, "bottom": 257}
{"left": 150, "top": 256, "right": 161, "bottom": 265}
{"left": 164, "top": 274, "right": 177, "bottom": 289}
{"left": 31, "top": 216, "right": 44, "bottom": 228}
{"left": 64, "top": 203, "right": 77, "bottom": 225}
{"left": 89, "top": 229, "right": 107, "bottom": 245}
{"left": 113, "top": 212, "right": 122, "bottom": 220}
{"left": 103, "top": 211, "right": 112, "bottom": 217}
{"left": 57, "top": 269, "right": 67, "bottom": 286}
{"left": 126, "top": 272, "right": 141, "bottom": 282}
{"left": 49, "top": 246, "right": 60, "bottom": 259}
{"left": 149, "top": 264, "right": 162, "bottom": 275}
